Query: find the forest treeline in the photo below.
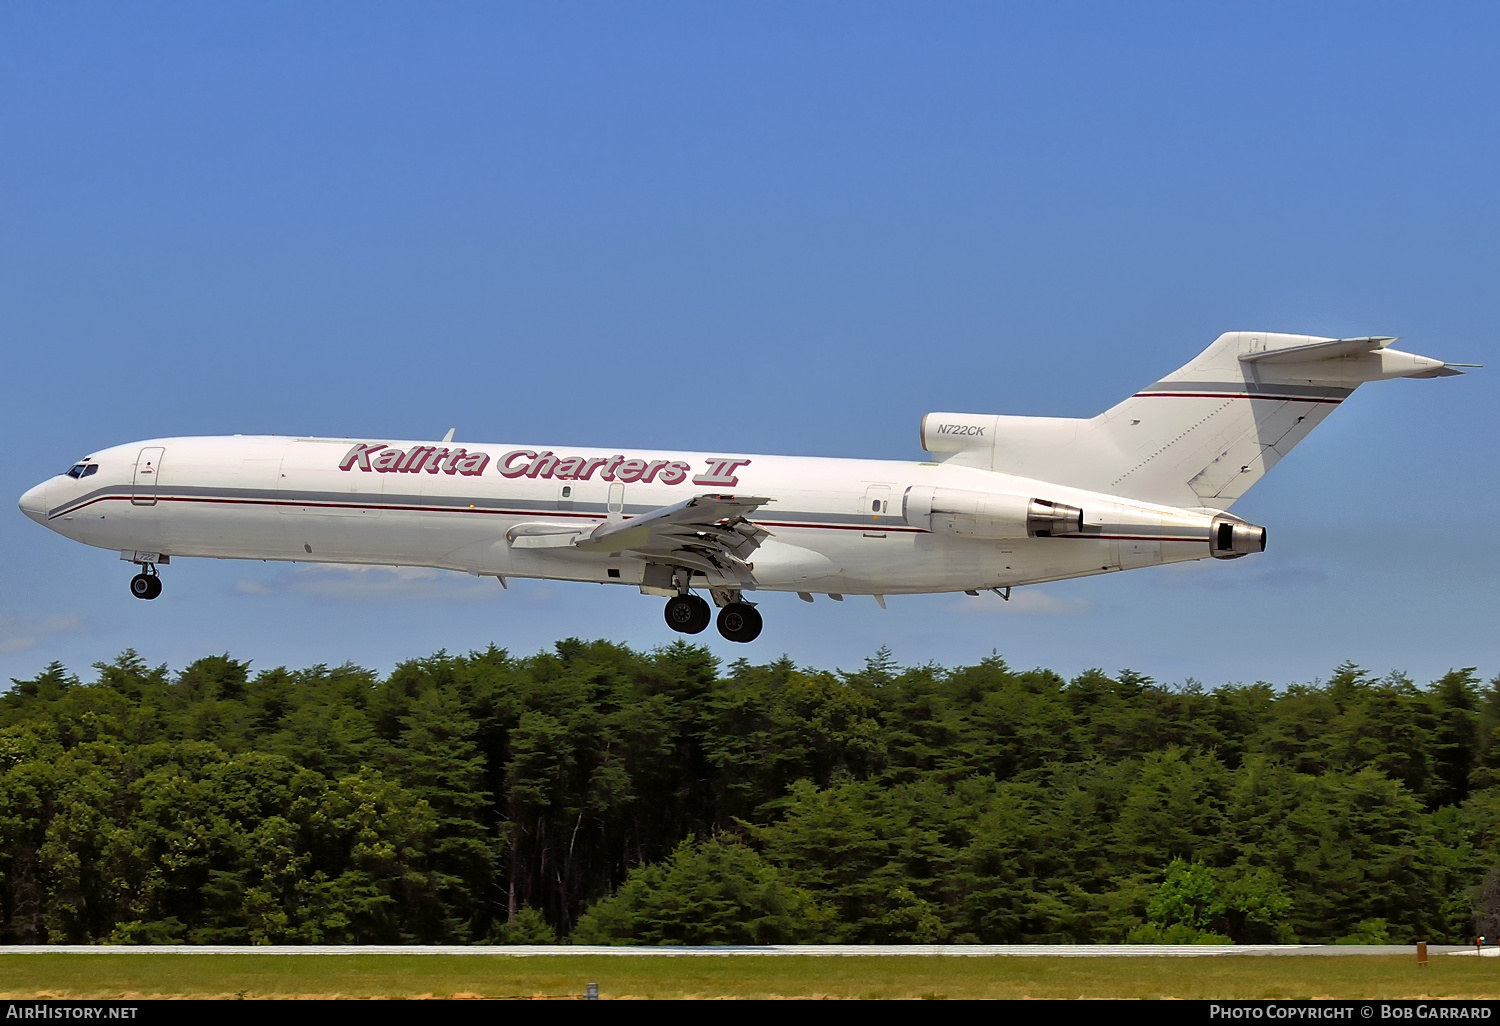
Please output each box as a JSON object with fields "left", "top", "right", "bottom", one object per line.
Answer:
{"left": 3, "top": 641, "right": 1499, "bottom": 946}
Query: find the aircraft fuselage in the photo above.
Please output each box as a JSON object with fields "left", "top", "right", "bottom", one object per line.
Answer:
{"left": 21, "top": 331, "right": 1461, "bottom": 641}
{"left": 20, "top": 434, "right": 1230, "bottom": 600}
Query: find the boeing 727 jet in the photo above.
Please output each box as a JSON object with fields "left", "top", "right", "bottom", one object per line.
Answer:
{"left": 18, "top": 332, "right": 1466, "bottom": 642}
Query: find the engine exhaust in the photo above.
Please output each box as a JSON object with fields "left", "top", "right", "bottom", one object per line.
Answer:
{"left": 1210, "top": 517, "right": 1267, "bottom": 559}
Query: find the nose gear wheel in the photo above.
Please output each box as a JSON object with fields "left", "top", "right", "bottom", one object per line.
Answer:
{"left": 129, "top": 569, "right": 162, "bottom": 600}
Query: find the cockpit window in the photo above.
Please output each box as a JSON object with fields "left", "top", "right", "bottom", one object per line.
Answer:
{"left": 82, "top": 464, "right": 99, "bottom": 477}
{"left": 65, "top": 463, "right": 99, "bottom": 479}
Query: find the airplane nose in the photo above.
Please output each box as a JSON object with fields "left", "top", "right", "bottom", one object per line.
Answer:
{"left": 18, "top": 481, "right": 48, "bottom": 526}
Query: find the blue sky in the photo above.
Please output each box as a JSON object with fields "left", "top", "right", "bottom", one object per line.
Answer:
{"left": 3, "top": 2, "right": 1496, "bottom": 688}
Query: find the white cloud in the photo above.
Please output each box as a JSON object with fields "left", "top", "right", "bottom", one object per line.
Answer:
{"left": 0, "top": 614, "right": 85, "bottom": 654}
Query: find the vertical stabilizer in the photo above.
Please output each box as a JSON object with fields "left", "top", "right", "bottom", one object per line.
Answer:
{"left": 923, "top": 332, "right": 1461, "bottom": 509}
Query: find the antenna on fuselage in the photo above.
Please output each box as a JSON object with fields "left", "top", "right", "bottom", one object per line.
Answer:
{"left": 441, "top": 428, "right": 455, "bottom": 443}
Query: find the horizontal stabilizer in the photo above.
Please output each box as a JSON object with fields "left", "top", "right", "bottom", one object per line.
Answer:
{"left": 1239, "top": 336, "right": 1397, "bottom": 364}
{"left": 1413, "top": 363, "right": 1479, "bottom": 378}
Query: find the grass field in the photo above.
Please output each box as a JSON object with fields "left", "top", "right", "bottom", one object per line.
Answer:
{"left": 3, "top": 953, "right": 1500, "bottom": 1000}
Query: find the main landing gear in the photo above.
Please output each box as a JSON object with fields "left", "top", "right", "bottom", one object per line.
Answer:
{"left": 664, "top": 594, "right": 711, "bottom": 634}
{"left": 129, "top": 566, "right": 162, "bottom": 600}
{"left": 663, "top": 594, "right": 762, "bottom": 643}
{"left": 715, "top": 602, "right": 762, "bottom": 644}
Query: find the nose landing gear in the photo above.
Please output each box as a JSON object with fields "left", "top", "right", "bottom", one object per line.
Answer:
{"left": 129, "top": 566, "right": 162, "bottom": 600}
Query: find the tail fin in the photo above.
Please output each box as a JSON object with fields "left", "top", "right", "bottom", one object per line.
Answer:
{"left": 923, "top": 332, "right": 1463, "bottom": 509}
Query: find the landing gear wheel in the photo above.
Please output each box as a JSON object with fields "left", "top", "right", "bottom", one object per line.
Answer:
{"left": 716, "top": 602, "right": 762, "bottom": 643}
{"left": 664, "top": 594, "right": 711, "bottom": 634}
{"left": 130, "top": 573, "right": 161, "bottom": 600}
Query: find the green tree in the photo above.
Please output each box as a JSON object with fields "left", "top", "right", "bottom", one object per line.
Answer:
{"left": 572, "top": 837, "right": 835, "bottom": 945}
{"left": 1128, "top": 859, "right": 1291, "bottom": 943}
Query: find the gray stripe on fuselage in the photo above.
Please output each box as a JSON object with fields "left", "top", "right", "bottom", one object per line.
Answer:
{"left": 48, "top": 484, "right": 905, "bottom": 528}
{"left": 48, "top": 484, "right": 586, "bottom": 519}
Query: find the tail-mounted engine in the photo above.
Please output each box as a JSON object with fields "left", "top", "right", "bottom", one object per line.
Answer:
{"left": 903, "top": 486, "right": 1082, "bottom": 540}
{"left": 1210, "top": 516, "right": 1267, "bottom": 559}
{"left": 904, "top": 485, "right": 1268, "bottom": 561}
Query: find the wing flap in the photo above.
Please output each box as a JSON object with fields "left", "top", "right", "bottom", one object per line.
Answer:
{"left": 573, "top": 494, "right": 773, "bottom": 560}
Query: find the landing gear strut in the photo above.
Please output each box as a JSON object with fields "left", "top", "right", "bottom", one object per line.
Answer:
{"left": 663, "top": 594, "right": 711, "bottom": 634}
{"left": 716, "top": 602, "right": 762, "bottom": 643}
{"left": 129, "top": 566, "right": 162, "bottom": 600}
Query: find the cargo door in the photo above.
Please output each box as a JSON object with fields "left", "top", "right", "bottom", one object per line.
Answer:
{"left": 132, "top": 447, "right": 165, "bottom": 506}
{"left": 861, "top": 483, "right": 892, "bottom": 538}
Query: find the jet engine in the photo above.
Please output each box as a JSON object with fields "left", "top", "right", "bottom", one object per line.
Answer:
{"left": 1209, "top": 517, "right": 1267, "bottom": 559}
{"left": 903, "top": 486, "right": 1083, "bottom": 540}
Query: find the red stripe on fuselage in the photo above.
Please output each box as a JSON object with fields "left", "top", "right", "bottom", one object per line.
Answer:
{"left": 1132, "top": 391, "right": 1343, "bottom": 404}
{"left": 49, "top": 494, "right": 928, "bottom": 533}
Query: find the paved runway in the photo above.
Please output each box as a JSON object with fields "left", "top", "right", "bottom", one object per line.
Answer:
{"left": 0, "top": 945, "right": 1473, "bottom": 957}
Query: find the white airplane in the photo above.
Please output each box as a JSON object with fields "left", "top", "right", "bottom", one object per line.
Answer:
{"left": 18, "top": 332, "right": 1468, "bottom": 643}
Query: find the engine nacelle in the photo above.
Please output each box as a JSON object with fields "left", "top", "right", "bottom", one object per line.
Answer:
{"left": 906, "top": 485, "right": 1268, "bottom": 562}
{"left": 904, "top": 486, "right": 1083, "bottom": 540}
{"left": 1210, "top": 517, "right": 1267, "bottom": 559}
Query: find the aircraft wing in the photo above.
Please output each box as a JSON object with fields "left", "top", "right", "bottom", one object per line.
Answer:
{"left": 573, "top": 493, "right": 774, "bottom": 577}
